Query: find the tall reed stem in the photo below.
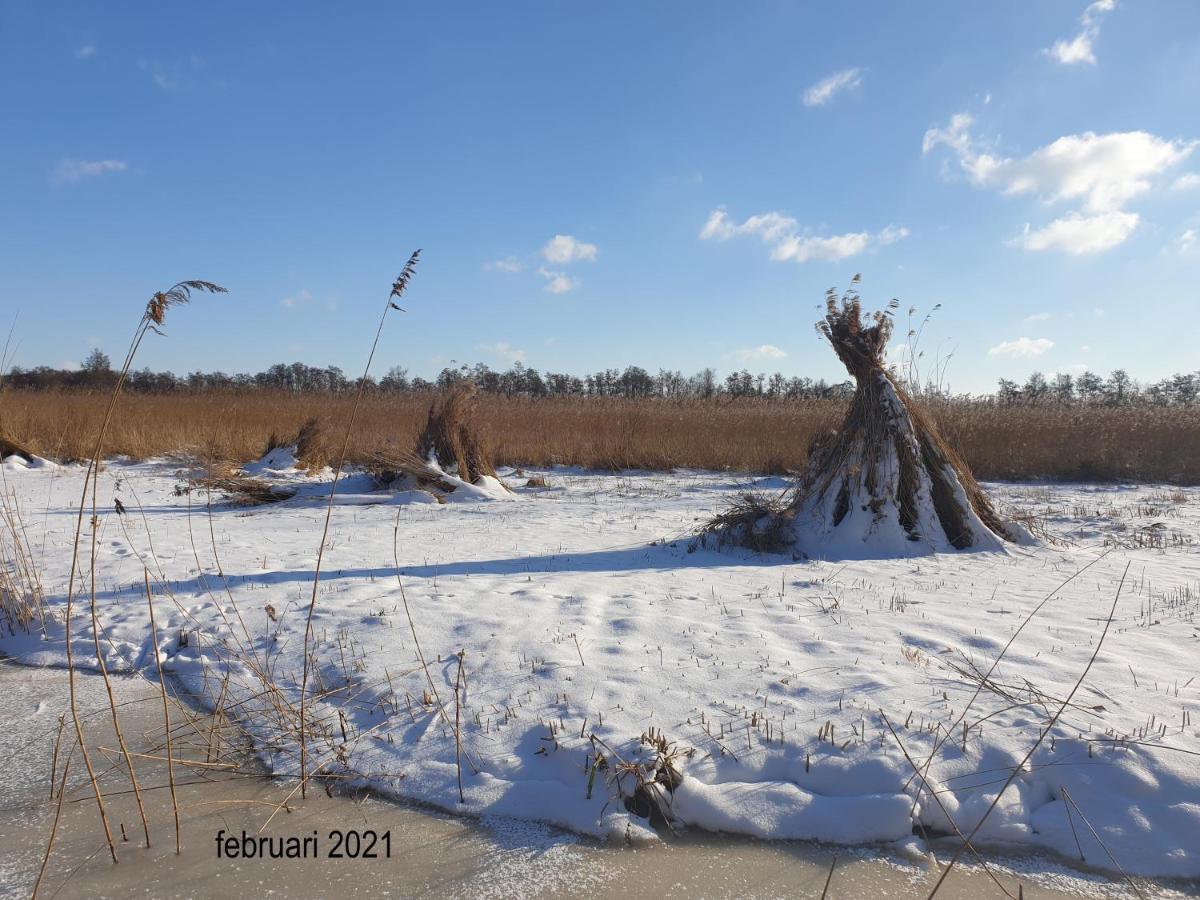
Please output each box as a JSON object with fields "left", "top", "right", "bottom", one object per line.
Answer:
{"left": 61, "top": 280, "right": 223, "bottom": 862}
{"left": 145, "top": 568, "right": 181, "bottom": 853}
{"left": 299, "top": 251, "right": 419, "bottom": 797}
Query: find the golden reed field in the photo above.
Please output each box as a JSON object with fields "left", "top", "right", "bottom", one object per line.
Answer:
{"left": 3, "top": 390, "right": 1198, "bottom": 483}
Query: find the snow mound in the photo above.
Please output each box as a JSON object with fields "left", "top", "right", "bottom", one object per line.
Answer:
{"left": 672, "top": 776, "right": 913, "bottom": 843}
{"left": 243, "top": 445, "right": 301, "bottom": 474}
{"left": 2, "top": 454, "right": 56, "bottom": 471}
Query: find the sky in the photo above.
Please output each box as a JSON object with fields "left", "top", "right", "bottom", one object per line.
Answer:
{"left": 2, "top": 1, "right": 1199, "bottom": 393}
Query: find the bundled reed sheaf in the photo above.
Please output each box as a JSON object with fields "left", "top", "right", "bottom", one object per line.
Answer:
{"left": 705, "top": 278, "right": 1023, "bottom": 554}
{"left": 374, "top": 382, "right": 505, "bottom": 495}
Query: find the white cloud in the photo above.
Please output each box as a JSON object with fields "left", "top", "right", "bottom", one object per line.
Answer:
{"left": 1177, "top": 228, "right": 1198, "bottom": 254}
{"left": 538, "top": 267, "right": 579, "bottom": 294}
{"left": 1171, "top": 173, "right": 1200, "bottom": 191}
{"left": 50, "top": 158, "right": 127, "bottom": 187}
{"left": 1012, "top": 210, "right": 1139, "bottom": 254}
{"left": 485, "top": 256, "right": 523, "bottom": 273}
{"left": 1045, "top": 0, "right": 1116, "bottom": 66}
{"left": 924, "top": 118, "right": 1194, "bottom": 213}
{"left": 988, "top": 337, "right": 1055, "bottom": 358}
{"left": 1047, "top": 31, "right": 1097, "bottom": 66}
{"left": 542, "top": 234, "right": 597, "bottom": 264}
{"left": 280, "top": 289, "right": 313, "bottom": 309}
{"left": 924, "top": 114, "right": 1192, "bottom": 253}
{"left": 1023, "top": 312, "right": 1052, "bottom": 323}
{"left": 802, "top": 68, "right": 864, "bottom": 107}
{"left": 477, "top": 341, "right": 526, "bottom": 364}
{"left": 1093, "top": 307, "right": 1106, "bottom": 318}
{"left": 700, "top": 209, "right": 908, "bottom": 264}
{"left": 75, "top": 42, "right": 96, "bottom": 60}
{"left": 736, "top": 344, "right": 787, "bottom": 361}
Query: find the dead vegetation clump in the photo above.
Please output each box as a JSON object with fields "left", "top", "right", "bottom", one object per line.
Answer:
{"left": 696, "top": 490, "right": 795, "bottom": 553}
{"left": 180, "top": 419, "right": 327, "bottom": 506}
{"left": 177, "top": 458, "right": 297, "bottom": 506}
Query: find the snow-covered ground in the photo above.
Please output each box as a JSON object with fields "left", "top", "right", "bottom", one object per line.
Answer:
{"left": 2, "top": 454, "right": 1198, "bottom": 880}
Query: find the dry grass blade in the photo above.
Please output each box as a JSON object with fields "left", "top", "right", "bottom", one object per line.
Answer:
{"left": 820, "top": 855, "right": 838, "bottom": 900}
{"left": 926, "top": 561, "right": 1133, "bottom": 898}
{"left": 881, "top": 712, "right": 1017, "bottom": 899}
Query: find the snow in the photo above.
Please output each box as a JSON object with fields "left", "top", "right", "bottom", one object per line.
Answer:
{"left": 1, "top": 459, "right": 1198, "bottom": 878}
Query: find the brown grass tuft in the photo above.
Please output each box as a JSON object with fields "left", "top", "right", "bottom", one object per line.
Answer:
{"left": 262, "top": 416, "right": 327, "bottom": 469}
{"left": 0, "top": 489, "right": 46, "bottom": 635}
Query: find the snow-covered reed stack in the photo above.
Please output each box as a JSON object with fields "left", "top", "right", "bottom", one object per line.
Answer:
{"left": 707, "top": 278, "right": 1023, "bottom": 555}
{"left": 415, "top": 382, "right": 498, "bottom": 483}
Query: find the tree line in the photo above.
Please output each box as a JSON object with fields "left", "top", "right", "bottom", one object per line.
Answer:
{"left": 4, "top": 349, "right": 1198, "bottom": 405}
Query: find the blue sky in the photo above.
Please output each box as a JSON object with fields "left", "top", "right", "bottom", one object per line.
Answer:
{"left": 2, "top": 1, "right": 1198, "bottom": 392}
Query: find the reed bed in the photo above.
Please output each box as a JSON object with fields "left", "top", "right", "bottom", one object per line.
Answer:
{"left": 2, "top": 390, "right": 1198, "bottom": 483}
